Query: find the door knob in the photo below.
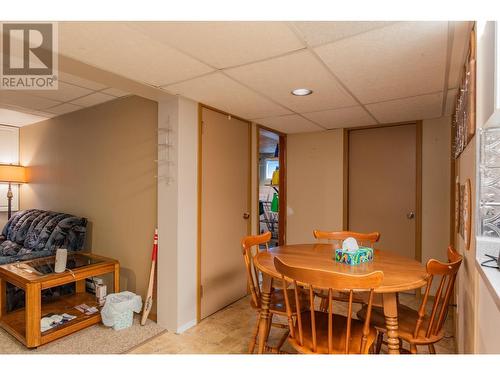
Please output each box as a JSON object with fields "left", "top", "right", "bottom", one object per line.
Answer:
{"left": 243, "top": 212, "right": 250, "bottom": 219}
{"left": 406, "top": 211, "right": 415, "bottom": 220}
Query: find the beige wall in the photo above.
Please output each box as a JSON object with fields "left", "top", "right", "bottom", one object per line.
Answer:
{"left": 454, "top": 138, "right": 477, "bottom": 353}
{"left": 286, "top": 129, "right": 344, "bottom": 244}
{"left": 422, "top": 117, "right": 451, "bottom": 264}
{"left": 286, "top": 119, "right": 451, "bottom": 264}
{"left": 0, "top": 212, "right": 7, "bottom": 232}
{"left": 19, "top": 95, "right": 158, "bottom": 300}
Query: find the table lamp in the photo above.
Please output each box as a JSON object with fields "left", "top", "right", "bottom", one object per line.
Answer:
{"left": 0, "top": 164, "right": 28, "bottom": 219}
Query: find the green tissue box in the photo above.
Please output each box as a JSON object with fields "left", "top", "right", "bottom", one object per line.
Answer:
{"left": 335, "top": 247, "right": 374, "bottom": 265}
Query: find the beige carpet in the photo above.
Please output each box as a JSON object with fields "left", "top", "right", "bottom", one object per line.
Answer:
{"left": 0, "top": 315, "right": 165, "bottom": 354}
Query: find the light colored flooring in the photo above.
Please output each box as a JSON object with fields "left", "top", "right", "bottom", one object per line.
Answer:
{"left": 130, "top": 293, "right": 457, "bottom": 354}
{"left": 0, "top": 316, "right": 164, "bottom": 354}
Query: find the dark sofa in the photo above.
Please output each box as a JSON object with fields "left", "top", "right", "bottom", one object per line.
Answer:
{"left": 0, "top": 209, "right": 87, "bottom": 310}
{"left": 0, "top": 209, "right": 87, "bottom": 265}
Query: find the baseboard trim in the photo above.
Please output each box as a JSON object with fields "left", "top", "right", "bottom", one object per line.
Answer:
{"left": 176, "top": 319, "right": 196, "bottom": 334}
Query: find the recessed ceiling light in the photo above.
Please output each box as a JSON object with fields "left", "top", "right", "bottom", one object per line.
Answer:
{"left": 291, "top": 88, "right": 313, "bottom": 96}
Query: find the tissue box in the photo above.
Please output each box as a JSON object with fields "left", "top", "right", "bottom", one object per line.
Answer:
{"left": 335, "top": 247, "right": 374, "bottom": 265}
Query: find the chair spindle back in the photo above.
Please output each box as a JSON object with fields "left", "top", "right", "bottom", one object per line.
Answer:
{"left": 241, "top": 232, "right": 271, "bottom": 309}
{"left": 274, "top": 256, "right": 383, "bottom": 354}
{"left": 313, "top": 230, "right": 380, "bottom": 248}
{"left": 414, "top": 246, "right": 463, "bottom": 339}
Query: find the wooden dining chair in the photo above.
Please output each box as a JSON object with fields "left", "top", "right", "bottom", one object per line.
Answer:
{"left": 357, "top": 246, "right": 463, "bottom": 354}
{"left": 274, "top": 256, "right": 384, "bottom": 354}
{"left": 313, "top": 230, "right": 381, "bottom": 310}
{"left": 313, "top": 230, "right": 380, "bottom": 247}
{"left": 241, "top": 231, "right": 307, "bottom": 354}
{"left": 447, "top": 246, "right": 461, "bottom": 263}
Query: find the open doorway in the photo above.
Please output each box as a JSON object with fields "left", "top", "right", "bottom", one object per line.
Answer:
{"left": 258, "top": 126, "right": 286, "bottom": 247}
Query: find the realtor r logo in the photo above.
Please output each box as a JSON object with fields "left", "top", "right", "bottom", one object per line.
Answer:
{"left": 1, "top": 22, "right": 58, "bottom": 90}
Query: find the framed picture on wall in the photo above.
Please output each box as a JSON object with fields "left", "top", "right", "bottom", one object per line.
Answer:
{"left": 455, "top": 182, "right": 460, "bottom": 234}
{"left": 459, "top": 184, "right": 465, "bottom": 238}
{"left": 466, "top": 28, "right": 476, "bottom": 144}
{"left": 463, "top": 179, "right": 472, "bottom": 250}
{"left": 453, "top": 25, "right": 476, "bottom": 159}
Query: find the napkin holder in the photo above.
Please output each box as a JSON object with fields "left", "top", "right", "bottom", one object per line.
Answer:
{"left": 334, "top": 238, "right": 373, "bottom": 265}
{"left": 335, "top": 247, "right": 374, "bottom": 265}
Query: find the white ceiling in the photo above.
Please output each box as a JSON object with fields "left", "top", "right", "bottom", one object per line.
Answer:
{"left": 1, "top": 21, "right": 472, "bottom": 132}
{"left": 0, "top": 69, "right": 131, "bottom": 126}
{"left": 0, "top": 108, "right": 47, "bottom": 127}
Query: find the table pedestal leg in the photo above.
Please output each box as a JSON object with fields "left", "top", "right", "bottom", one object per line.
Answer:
{"left": 257, "top": 274, "right": 272, "bottom": 354}
{"left": 383, "top": 292, "right": 400, "bottom": 354}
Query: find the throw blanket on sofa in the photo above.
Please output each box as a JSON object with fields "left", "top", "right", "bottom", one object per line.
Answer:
{"left": 0, "top": 209, "right": 87, "bottom": 311}
{"left": 0, "top": 209, "right": 87, "bottom": 265}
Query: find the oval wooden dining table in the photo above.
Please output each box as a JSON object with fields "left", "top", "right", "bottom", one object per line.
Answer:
{"left": 253, "top": 243, "right": 429, "bottom": 354}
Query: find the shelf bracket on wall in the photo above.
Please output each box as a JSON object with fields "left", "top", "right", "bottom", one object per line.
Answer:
{"left": 155, "top": 116, "right": 174, "bottom": 185}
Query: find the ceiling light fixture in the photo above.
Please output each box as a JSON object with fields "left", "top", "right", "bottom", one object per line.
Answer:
{"left": 291, "top": 88, "right": 313, "bottom": 96}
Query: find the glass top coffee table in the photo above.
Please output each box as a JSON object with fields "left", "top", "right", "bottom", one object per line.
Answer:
{"left": 0, "top": 252, "right": 120, "bottom": 348}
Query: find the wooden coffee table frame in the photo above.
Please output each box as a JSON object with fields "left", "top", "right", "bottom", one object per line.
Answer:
{"left": 0, "top": 253, "right": 119, "bottom": 348}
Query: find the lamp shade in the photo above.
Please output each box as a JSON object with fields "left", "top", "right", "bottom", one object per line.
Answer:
{"left": 0, "top": 164, "right": 28, "bottom": 183}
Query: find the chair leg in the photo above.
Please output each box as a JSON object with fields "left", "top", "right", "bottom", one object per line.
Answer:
{"left": 375, "top": 332, "right": 384, "bottom": 354}
{"left": 410, "top": 344, "right": 417, "bottom": 354}
{"left": 266, "top": 313, "right": 273, "bottom": 339}
{"left": 428, "top": 344, "right": 436, "bottom": 354}
{"left": 248, "top": 314, "right": 261, "bottom": 354}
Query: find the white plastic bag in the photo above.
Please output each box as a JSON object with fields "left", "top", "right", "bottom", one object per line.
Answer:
{"left": 101, "top": 291, "right": 142, "bottom": 329}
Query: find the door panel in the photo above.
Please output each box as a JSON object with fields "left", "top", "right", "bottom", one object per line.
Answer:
{"left": 200, "top": 107, "right": 250, "bottom": 319}
{"left": 349, "top": 124, "right": 416, "bottom": 259}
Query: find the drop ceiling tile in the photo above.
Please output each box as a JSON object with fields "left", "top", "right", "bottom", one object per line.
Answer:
{"left": 315, "top": 22, "right": 448, "bottom": 103}
{"left": 59, "top": 22, "right": 214, "bottom": 86}
{"left": 255, "top": 114, "right": 323, "bottom": 134}
{"left": 226, "top": 50, "right": 356, "bottom": 113}
{"left": 444, "top": 88, "right": 458, "bottom": 116}
{"left": 58, "top": 72, "right": 108, "bottom": 90}
{"left": 25, "top": 82, "right": 93, "bottom": 102}
{"left": 101, "top": 87, "right": 129, "bottom": 97}
{"left": 70, "top": 92, "right": 116, "bottom": 107}
{"left": 163, "top": 72, "right": 291, "bottom": 120}
{"left": 448, "top": 22, "right": 473, "bottom": 88}
{"left": 0, "top": 91, "right": 61, "bottom": 110}
{"left": 302, "top": 106, "right": 376, "bottom": 129}
{"left": 0, "top": 107, "right": 49, "bottom": 127}
{"left": 0, "top": 103, "right": 55, "bottom": 119}
{"left": 293, "top": 21, "right": 397, "bottom": 47}
{"left": 130, "top": 22, "right": 304, "bottom": 69}
{"left": 365, "top": 92, "right": 443, "bottom": 123}
{"left": 45, "top": 103, "right": 84, "bottom": 115}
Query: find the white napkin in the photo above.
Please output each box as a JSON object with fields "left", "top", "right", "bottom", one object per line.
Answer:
{"left": 342, "top": 237, "right": 359, "bottom": 252}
